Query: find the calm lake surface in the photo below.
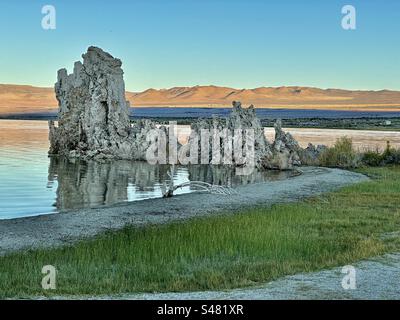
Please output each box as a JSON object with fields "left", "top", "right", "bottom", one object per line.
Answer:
{"left": 132, "top": 107, "right": 400, "bottom": 119}
{"left": 0, "top": 120, "right": 293, "bottom": 220}
{"left": 1, "top": 120, "right": 400, "bottom": 220}
{"left": 7, "top": 107, "right": 400, "bottom": 120}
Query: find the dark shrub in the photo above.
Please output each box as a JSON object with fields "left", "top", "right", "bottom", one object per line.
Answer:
{"left": 319, "top": 137, "right": 360, "bottom": 168}
{"left": 362, "top": 150, "right": 383, "bottom": 166}
{"left": 361, "top": 141, "right": 400, "bottom": 167}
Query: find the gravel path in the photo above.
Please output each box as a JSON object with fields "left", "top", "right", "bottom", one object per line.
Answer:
{"left": 0, "top": 167, "right": 367, "bottom": 256}
{"left": 97, "top": 252, "right": 400, "bottom": 300}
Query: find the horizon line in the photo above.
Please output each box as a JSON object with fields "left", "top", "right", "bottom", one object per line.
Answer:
{"left": 1, "top": 82, "right": 400, "bottom": 93}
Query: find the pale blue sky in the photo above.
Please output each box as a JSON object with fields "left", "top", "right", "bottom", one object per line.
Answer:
{"left": 0, "top": 0, "right": 399, "bottom": 91}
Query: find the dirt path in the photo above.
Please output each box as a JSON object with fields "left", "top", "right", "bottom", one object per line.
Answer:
{"left": 0, "top": 167, "right": 367, "bottom": 256}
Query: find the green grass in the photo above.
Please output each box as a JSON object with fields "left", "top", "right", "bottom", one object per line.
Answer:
{"left": 1, "top": 166, "right": 400, "bottom": 298}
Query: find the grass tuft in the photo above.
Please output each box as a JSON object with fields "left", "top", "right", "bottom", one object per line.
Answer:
{"left": 319, "top": 137, "right": 360, "bottom": 168}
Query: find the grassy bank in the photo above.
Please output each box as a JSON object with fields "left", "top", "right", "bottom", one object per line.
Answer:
{"left": 1, "top": 167, "right": 400, "bottom": 298}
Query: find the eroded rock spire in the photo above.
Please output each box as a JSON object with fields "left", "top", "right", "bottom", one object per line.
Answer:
{"left": 49, "top": 46, "right": 154, "bottom": 160}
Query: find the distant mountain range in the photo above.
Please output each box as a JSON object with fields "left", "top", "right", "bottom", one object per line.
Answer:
{"left": 1, "top": 84, "right": 400, "bottom": 115}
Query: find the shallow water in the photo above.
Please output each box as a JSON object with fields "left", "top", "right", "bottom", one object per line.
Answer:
{"left": 0, "top": 120, "right": 291, "bottom": 219}
{"left": 1, "top": 120, "right": 400, "bottom": 219}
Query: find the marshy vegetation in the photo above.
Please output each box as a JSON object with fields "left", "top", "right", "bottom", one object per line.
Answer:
{"left": 318, "top": 137, "right": 360, "bottom": 168}
{"left": 316, "top": 137, "right": 400, "bottom": 169}
{"left": 362, "top": 141, "right": 400, "bottom": 167}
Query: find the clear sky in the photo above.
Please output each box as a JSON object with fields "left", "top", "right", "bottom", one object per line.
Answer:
{"left": 0, "top": 0, "right": 399, "bottom": 91}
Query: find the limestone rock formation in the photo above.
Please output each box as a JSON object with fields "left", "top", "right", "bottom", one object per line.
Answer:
{"left": 188, "top": 101, "right": 302, "bottom": 170}
{"left": 298, "top": 143, "right": 328, "bottom": 166}
{"left": 49, "top": 46, "right": 157, "bottom": 161}
{"left": 260, "top": 119, "right": 301, "bottom": 170}
{"left": 188, "top": 101, "right": 271, "bottom": 167}
{"left": 49, "top": 47, "right": 304, "bottom": 171}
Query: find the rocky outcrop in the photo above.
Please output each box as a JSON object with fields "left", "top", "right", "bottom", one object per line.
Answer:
{"left": 298, "top": 143, "right": 328, "bottom": 166}
{"left": 188, "top": 101, "right": 302, "bottom": 170}
{"left": 49, "top": 46, "right": 158, "bottom": 161}
{"left": 49, "top": 47, "right": 304, "bottom": 171}
{"left": 188, "top": 101, "right": 271, "bottom": 167}
{"left": 260, "top": 119, "right": 301, "bottom": 170}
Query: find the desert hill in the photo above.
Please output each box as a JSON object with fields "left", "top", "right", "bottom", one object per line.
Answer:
{"left": 0, "top": 84, "right": 56, "bottom": 114}
{"left": 1, "top": 84, "right": 400, "bottom": 115}
{"left": 127, "top": 86, "right": 400, "bottom": 110}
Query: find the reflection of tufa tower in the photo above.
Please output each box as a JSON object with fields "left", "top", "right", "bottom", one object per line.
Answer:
{"left": 47, "top": 157, "right": 292, "bottom": 210}
{"left": 48, "top": 158, "right": 172, "bottom": 210}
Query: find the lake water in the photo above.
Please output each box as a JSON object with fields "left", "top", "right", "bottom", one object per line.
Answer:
{"left": 132, "top": 107, "right": 400, "bottom": 119}
{"left": 6, "top": 107, "right": 400, "bottom": 120}
{"left": 0, "top": 120, "right": 293, "bottom": 220}
{"left": 1, "top": 120, "right": 400, "bottom": 220}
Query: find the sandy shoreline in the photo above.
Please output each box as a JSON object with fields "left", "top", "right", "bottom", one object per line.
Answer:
{"left": 0, "top": 167, "right": 367, "bottom": 256}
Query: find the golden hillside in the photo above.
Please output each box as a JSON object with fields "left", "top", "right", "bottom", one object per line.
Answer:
{"left": 2, "top": 84, "right": 400, "bottom": 114}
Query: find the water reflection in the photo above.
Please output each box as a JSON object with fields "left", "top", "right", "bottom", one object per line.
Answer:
{"left": 48, "top": 157, "right": 170, "bottom": 209}
{"left": 47, "top": 157, "right": 294, "bottom": 211}
{"left": 0, "top": 120, "right": 295, "bottom": 219}
{"left": 187, "top": 164, "right": 293, "bottom": 186}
